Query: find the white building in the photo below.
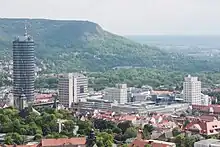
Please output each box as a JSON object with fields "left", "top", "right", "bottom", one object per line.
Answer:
{"left": 201, "top": 94, "right": 211, "bottom": 106}
{"left": 104, "top": 84, "right": 127, "bottom": 104}
{"left": 183, "top": 75, "right": 201, "bottom": 105}
{"left": 58, "top": 73, "right": 88, "bottom": 108}
{"left": 194, "top": 139, "right": 220, "bottom": 147}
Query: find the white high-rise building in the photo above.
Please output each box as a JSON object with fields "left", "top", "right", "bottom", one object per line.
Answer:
{"left": 104, "top": 84, "right": 127, "bottom": 104}
{"left": 183, "top": 75, "right": 201, "bottom": 105}
{"left": 58, "top": 73, "right": 88, "bottom": 108}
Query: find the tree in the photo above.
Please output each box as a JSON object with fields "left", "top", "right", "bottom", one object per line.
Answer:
{"left": 118, "top": 121, "right": 132, "bottom": 133}
{"left": 172, "top": 128, "right": 181, "bottom": 137}
{"left": 94, "top": 119, "right": 116, "bottom": 131}
{"left": 34, "top": 134, "right": 42, "bottom": 140}
{"left": 112, "top": 127, "right": 122, "bottom": 134}
{"left": 143, "top": 124, "right": 154, "bottom": 139}
{"left": 184, "top": 136, "right": 196, "bottom": 147}
{"left": 183, "top": 120, "right": 190, "bottom": 128}
{"left": 77, "top": 120, "right": 92, "bottom": 135}
{"left": 96, "top": 132, "right": 113, "bottom": 147}
{"left": 174, "top": 134, "right": 185, "bottom": 147}
{"left": 4, "top": 136, "right": 13, "bottom": 145}
{"left": 124, "top": 127, "right": 137, "bottom": 139}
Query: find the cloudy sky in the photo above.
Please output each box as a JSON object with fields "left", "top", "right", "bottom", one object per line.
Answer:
{"left": 0, "top": 0, "right": 220, "bottom": 35}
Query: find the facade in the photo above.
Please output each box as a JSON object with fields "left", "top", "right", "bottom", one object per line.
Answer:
{"left": 74, "top": 101, "right": 112, "bottom": 112}
{"left": 183, "top": 75, "right": 201, "bottom": 105}
{"left": 58, "top": 73, "right": 88, "bottom": 108}
{"left": 104, "top": 84, "right": 127, "bottom": 104}
{"left": 13, "top": 32, "right": 35, "bottom": 106}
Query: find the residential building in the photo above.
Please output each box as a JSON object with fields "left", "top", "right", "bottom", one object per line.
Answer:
{"left": 185, "top": 117, "right": 220, "bottom": 136}
{"left": 183, "top": 75, "right": 201, "bottom": 105}
{"left": 58, "top": 73, "right": 88, "bottom": 108}
{"left": 194, "top": 139, "right": 220, "bottom": 147}
{"left": 192, "top": 104, "right": 220, "bottom": 114}
{"left": 201, "top": 94, "right": 211, "bottom": 106}
{"left": 104, "top": 84, "right": 127, "bottom": 104}
{"left": 13, "top": 30, "right": 35, "bottom": 107}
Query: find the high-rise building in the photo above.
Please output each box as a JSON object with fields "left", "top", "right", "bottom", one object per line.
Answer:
{"left": 104, "top": 84, "right": 127, "bottom": 104}
{"left": 58, "top": 73, "right": 88, "bottom": 108}
{"left": 183, "top": 75, "right": 201, "bottom": 105}
{"left": 13, "top": 31, "right": 35, "bottom": 106}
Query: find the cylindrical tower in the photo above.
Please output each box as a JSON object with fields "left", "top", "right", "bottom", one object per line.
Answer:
{"left": 13, "top": 33, "right": 35, "bottom": 104}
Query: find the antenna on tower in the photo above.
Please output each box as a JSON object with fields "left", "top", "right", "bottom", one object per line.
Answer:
{"left": 24, "top": 20, "right": 28, "bottom": 36}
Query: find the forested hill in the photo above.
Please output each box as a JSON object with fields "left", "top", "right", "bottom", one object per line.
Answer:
{"left": 0, "top": 18, "right": 218, "bottom": 72}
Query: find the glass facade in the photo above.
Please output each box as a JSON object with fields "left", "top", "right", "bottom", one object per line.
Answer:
{"left": 13, "top": 35, "right": 35, "bottom": 104}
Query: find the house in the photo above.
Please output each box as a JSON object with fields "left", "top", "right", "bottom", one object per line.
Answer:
{"left": 39, "top": 137, "right": 86, "bottom": 147}
{"left": 130, "top": 139, "right": 176, "bottom": 147}
{"left": 0, "top": 102, "right": 8, "bottom": 109}
{"left": 192, "top": 104, "right": 220, "bottom": 114}
{"left": 119, "top": 115, "right": 138, "bottom": 124}
{"left": 3, "top": 137, "right": 87, "bottom": 147}
{"left": 184, "top": 118, "right": 220, "bottom": 136}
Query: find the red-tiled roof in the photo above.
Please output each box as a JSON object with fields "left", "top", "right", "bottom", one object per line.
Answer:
{"left": 41, "top": 137, "right": 86, "bottom": 146}
{"left": 6, "top": 145, "right": 37, "bottom": 147}
{"left": 199, "top": 115, "right": 217, "bottom": 122}
{"left": 120, "top": 115, "right": 137, "bottom": 121}
{"left": 185, "top": 119, "right": 220, "bottom": 136}
{"left": 130, "top": 139, "right": 175, "bottom": 147}
{"left": 152, "top": 91, "right": 173, "bottom": 95}
{"left": 36, "top": 94, "right": 53, "bottom": 99}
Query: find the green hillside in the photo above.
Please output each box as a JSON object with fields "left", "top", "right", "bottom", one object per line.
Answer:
{"left": 0, "top": 18, "right": 218, "bottom": 73}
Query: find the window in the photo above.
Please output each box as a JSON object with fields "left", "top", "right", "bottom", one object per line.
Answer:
{"left": 80, "top": 86, "right": 84, "bottom": 93}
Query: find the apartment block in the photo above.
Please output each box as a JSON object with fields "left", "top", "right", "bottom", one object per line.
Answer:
{"left": 58, "top": 73, "right": 88, "bottom": 108}
{"left": 183, "top": 75, "right": 201, "bottom": 105}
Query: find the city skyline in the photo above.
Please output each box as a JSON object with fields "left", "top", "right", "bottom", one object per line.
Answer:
{"left": 0, "top": 0, "right": 220, "bottom": 35}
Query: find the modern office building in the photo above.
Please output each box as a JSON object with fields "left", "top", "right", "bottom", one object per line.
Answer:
{"left": 13, "top": 30, "right": 35, "bottom": 106}
{"left": 104, "top": 84, "right": 127, "bottom": 104}
{"left": 183, "top": 75, "right": 201, "bottom": 105}
{"left": 58, "top": 73, "right": 88, "bottom": 108}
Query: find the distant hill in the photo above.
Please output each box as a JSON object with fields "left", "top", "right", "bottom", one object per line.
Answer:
{"left": 0, "top": 18, "right": 219, "bottom": 73}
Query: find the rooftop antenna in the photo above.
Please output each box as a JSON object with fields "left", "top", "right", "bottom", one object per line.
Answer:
{"left": 24, "top": 20, "right": 28, "bottom": 36}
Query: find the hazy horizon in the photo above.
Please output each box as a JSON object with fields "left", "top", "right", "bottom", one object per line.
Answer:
{"left": 1, "top": 0, "right": 220, "bottom": 35}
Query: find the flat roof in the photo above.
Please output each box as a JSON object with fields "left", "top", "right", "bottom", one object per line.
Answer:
{"left": 195, "top": 139, "right": 220, "bottom": 145}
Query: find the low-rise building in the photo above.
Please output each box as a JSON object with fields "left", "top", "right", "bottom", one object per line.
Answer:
{"left": 194, "top": 139, "right": 220, "bottom": 147}
{"left": 103, "top": 84, "right": 127, "bottom": 104}
{"left": 185, "top": 117, "right": 220, "bottom": 136}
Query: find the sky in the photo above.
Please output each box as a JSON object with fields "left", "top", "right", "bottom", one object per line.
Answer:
{"left": 0, "top": 0, "right": 220, "bottom": 35}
